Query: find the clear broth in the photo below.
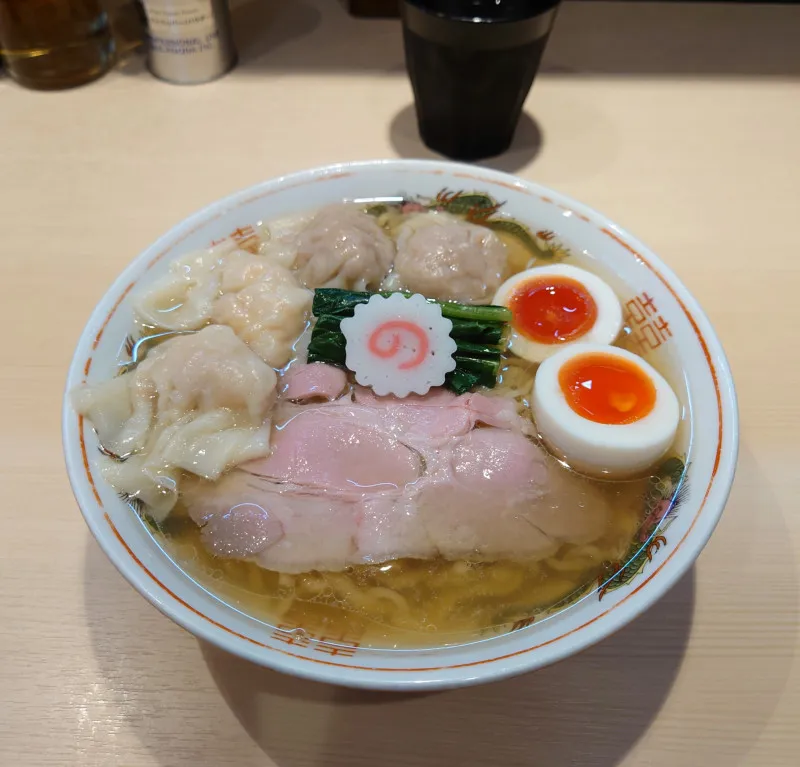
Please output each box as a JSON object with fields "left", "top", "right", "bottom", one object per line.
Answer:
{"left": 132, "top": 199, "right": 683, "bottom": 650}
{"left": 151, "top": 455, "right": 651, "bottom": 649}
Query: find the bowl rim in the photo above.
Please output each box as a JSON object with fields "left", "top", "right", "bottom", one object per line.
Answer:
{"left": 63, "top": 158, "right": 739, "bottom": 690}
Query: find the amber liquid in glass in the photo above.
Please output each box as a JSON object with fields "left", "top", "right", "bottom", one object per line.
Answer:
{"left": 0, "top": 0, "right": 113, "bottom": 89}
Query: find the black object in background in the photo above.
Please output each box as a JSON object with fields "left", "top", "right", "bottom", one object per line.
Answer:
{"left": 347, "top": 0, "right": 400, "bottom": 16}
{"left": 349, "top": 0, "right": 800, "bottom": 16}
{"left": 401, "top": 0, "right": 561, "bottom": 161}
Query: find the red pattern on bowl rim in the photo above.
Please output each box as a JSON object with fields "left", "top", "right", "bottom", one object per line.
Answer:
{"left": 63, "top": 160, "right": 737, "bottom": 690}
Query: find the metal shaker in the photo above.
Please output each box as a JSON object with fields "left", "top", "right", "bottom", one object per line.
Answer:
{"left": 140, "top": 0, "right": 237, "bottom": 84}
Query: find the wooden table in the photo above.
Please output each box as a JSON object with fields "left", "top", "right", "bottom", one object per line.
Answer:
{"left": 2, "top": 2, "right": 798, "bottom": 764}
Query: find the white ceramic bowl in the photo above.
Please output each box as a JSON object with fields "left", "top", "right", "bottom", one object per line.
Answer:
{"left": 63, "top": 160, "right": 738, "bottom": 690}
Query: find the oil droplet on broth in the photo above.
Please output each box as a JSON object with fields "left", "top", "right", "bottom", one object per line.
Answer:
{"left": 128, "top": 201, "right": 679, "bottom": 650}
{"left": 148, "top": 457, "right": 649, "bottom": 650}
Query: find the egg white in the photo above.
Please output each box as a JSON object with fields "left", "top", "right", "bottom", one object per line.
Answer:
{"left": 532, "top": 343, "right": 680, "bottom": 478}
{"left": 494, "top": 264, "right": 623, "bottom": 363}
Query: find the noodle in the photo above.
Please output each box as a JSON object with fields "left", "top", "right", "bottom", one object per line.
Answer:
{"left": 366, "top": 587, "right": 411, "bottom": 615}
{"left": 134, "top": 200, "right": 671, "bottom": 649}
{"left": 247, "top": 565, "right": 264, "bottom": 591}
{"left": 153, "top": 460, "right": 650, "bottom": 648}
{"left": 271, "top": 573, "right": 297, "bottom": 618}
{"left": 547, "top": 553, "right": 597, "bottom": 573}
{"left": 296, "top": 574, "right": 327, "bottom": 597}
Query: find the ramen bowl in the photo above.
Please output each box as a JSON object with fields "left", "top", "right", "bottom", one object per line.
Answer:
{"left": 63, "top": 160, "right": 738, "bottom": 690}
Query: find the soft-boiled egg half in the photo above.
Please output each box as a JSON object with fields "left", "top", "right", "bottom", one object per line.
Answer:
{"left": 494, "top": 264, "right": 623, "bottom": 363}
{"left": 532, "top": 343, "right": 680, "bottom": 477}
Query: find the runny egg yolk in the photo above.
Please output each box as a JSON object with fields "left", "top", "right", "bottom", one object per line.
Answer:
{"left": 558, "top": 352, "right": 657, "bottom": 425}
{"left": 509, "top": 276, "right": 598, "bottom": 344}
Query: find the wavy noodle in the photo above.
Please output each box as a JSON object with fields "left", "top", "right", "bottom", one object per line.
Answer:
{"left": 546, "top": 553, "right": 597, "bottom": 573}
{"left": 366, "top": 587, "right": 411, "bottom": 615}
{"left": 323, "top": 574, "right": 406, "bottom": 619}
{"left": 148, "top": 337, "right": 650, "bottom": 646}
{"left": 268, "top": 577, "right": 296, "bottom": 618}
{"left": 296, "top": 573, "right": 328, "bottom": 598}
{"left": 522, "top": 577, "right": 578, "bottom": 606}
{"left": 161, "top": 507, "right": 648, "bottom": 645}
{"left": 141, "top": 203, "right": 659, "bottom": 649}
{"left": 486, "top": 357, "right": 538, "bottom": 417}
{"left": 247, "top": 564, "right": 264, "bottom": 592}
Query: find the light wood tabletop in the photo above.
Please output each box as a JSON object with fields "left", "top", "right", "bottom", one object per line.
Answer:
{"left": 2, "top": 1, "right": 799, "bottom": 765}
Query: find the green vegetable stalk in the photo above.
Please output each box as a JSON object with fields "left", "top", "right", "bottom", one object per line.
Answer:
{"left": 307, "top": 289, "right": 510, "bottom": 394}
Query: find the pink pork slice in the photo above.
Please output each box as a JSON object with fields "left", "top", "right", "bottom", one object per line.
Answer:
{"left": 281, "top": 362, "right": 348, "bottom": 402}
{"left": 183, "top": 364, "right": 613, "bottom": 572}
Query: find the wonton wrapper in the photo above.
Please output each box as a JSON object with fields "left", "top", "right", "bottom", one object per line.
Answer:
{"left": 132, "top": 244, "right": 312, "bottom": 368}
{"left": 72, "top": 325, "right": 278, "bottom": 519}
{"left": 294, "top": 204, "right": 395, "bottom": 292}
{"left": 393, "top": 212, "right": 507, "bottom": 304}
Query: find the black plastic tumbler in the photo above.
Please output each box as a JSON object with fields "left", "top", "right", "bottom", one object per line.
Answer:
{"left": 402, "top": 0, "right": 561, "bottom": 160}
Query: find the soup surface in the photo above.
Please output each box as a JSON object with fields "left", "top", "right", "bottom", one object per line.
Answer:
{"left": 155, "top": 459, "right": 650, "bottom": 648}
{"left": 77, "top": 193, "right": 686, "bottom": 649}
